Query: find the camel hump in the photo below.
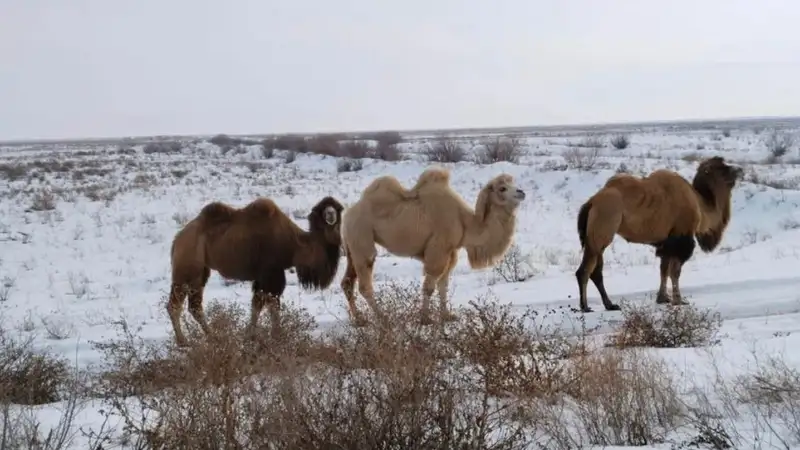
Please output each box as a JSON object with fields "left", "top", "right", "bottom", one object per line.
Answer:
{"left": 198, "top": 202, "right": 236, "bottom": 223}
{"left": 414, "top": 167, "right": 450, "bottom": 188}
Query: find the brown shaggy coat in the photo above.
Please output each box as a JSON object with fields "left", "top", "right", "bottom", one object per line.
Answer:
{"left": 575, "top": 156, "right": 743, "bottom": 312}
{"left": 167, "top": 196, "right": 344, "bottom": 347}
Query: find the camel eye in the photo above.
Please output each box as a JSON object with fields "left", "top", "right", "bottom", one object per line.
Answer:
{"left": 499, "top": 186, "right": 507, "bottom": 192}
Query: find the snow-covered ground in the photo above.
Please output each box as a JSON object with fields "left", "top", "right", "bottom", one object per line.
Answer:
{"left": 2, "top": 122, "right": 800, "bottom": 448}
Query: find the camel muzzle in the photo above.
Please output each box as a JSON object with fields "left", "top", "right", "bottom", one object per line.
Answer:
{"left": 515, "top": 189, "right": 526, "bottom": 201}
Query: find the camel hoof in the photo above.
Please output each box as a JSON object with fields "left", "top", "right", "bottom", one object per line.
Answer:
{"left": 655, "top": 293, "right": 671, "bottom": 304}
{"left": 671, "top": 297, "right": 689, "bottom": 306}
{"left": 604, "top": 303, "right": 621, "bottom": 311}
{"left": 580, "top": 306, "right": 594, "bottom": 313}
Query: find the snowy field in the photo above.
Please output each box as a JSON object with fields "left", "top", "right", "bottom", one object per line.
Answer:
{"left": 2, "top": 120, "right": 800, "bottom": 448}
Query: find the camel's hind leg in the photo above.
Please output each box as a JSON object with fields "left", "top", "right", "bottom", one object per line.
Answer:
{"left": 340, "top": 245, "right": 368, "bottom": 326}
{"left": 588, "top": 254, "right": 618, "bottom": 311}
{"left": 576, "top": 249, "right": 620, "bottom": 312}
{"left": 435, "top": 250, "right": 459, "bottom": 322}
{"left": 343, "top": 237, "right": 382, "bottom": 326}
{"left": 575, "top": 198, "right": 622, "bottom": 313}
{"left": 419, "top": 244, "right": 452, "bottom": 325}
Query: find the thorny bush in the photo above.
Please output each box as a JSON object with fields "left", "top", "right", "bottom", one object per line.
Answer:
{"left": 88, "top": 283, "right": 600, "bottom": 450}
{"left": 607, "top": 300, "right": 722, "bottom": 349}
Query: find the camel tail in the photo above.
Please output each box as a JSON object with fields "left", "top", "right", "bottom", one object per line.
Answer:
{"left": 577, "top": 201, "right": 592, "bottom": 249}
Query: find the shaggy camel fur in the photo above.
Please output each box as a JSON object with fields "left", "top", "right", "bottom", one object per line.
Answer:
{"left": 341, "top": 167, "right": 526, "bottom": 325}
{"left": 168, "top": 196, "right": 344, "bottom": 347}
{"left": 575, "top": 156, "right": 743, "bottom": 312}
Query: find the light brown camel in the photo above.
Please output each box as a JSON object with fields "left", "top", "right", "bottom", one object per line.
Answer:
{"left": 575, "top": 156, "right": 744, "bottom": 312}
{"left": 168, "top": 196, "right": 344, "bottom": 347}
{"left": 340, "top": 167, "right": 526, "bottom": 325}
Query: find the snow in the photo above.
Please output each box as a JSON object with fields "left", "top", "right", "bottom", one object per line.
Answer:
{"left": 2, "top": 123, "right": 800, "bottom": 448}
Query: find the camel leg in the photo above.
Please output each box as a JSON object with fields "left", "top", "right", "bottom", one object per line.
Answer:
{"left": 655, "top": 257, "right": 672, "bottom": 304}
{"left": 654, "top": 235, "right": 695, "bottom": 306}
{"left": 187, "top": 267, "right": 212, "bottom": 336}
{"left": 249, "top": 270, "right": 287, "bottom": 339}
{"left": 575, "top": 248, "right": 600, "bottom": 313}
{"left": 356, "top": 256, "right": 386, "bottom": 326}
{"left": 588, "top": 254, "right": 620, "bottom": 311}
{"left": 167, "top": 282, "right": 191, "bottom": 347}
{"left": 574, "top": 202, "right": 619, "bottom": 313}
{"left": 669, "top": 259, "right": 689, "bottom": 306}
{"left": 340, "top": 248, "right": 368, "bottom": 327}
{"left": 436, "top": 250, "right": 459, "bottom": 322}
{"left": 421, "top": 249, "right": 449, "bottom": 325}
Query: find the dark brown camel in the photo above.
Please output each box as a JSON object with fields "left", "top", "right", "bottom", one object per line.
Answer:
{"left": 575, "top": 156, "right": 743, "bottom": 312}
{"left": 167, "top": 196, "right": 344, "bottom": 347}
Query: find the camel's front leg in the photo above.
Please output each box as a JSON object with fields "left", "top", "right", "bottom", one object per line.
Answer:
{"left": 655, "top": 257, "right": 672, "bottom": 304}
{"left": 668, "top": 259, "right": 689, "bottom": 306}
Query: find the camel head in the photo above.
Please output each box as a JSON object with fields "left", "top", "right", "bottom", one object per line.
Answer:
{"left": 308, "top": 196, "right": 345, "bottom": 244}
{"left": 693, "top": 156, "right": 744, "bottom": 194}
{"left": 474, "top": 174, "right": 526, "bottom": 221}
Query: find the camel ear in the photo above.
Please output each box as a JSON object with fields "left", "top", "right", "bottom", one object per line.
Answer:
{"left": 323, "top": 206, "right": 337, "bottom": 225}
{"left": 474, "top": 187, "right": 491, "bottom": 222}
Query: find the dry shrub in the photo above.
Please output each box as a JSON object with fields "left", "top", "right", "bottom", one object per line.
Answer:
{"left": 562, "top": 146, "right": 599, "bottom": 171}
{"left": 424, "top": 137, "right": 466, "bottom": 163}
{"left": 370, "top": 142, "right": 403, "bottom": 161}
{"left": 142, "top": 141, "right": 183, "bottom": 154}
{"left": 0, "top": 163, "right": 30, "bottom": 182}
{"left": 675, "top": 348, "right": 800, "bottom": 449}
{"left": 530, "top": 348, "right": 685, "bottom": 448}
{"left": 732, "top": 353, "right": 800, "bottom": 445}
{"left": 476, "top": 136, "right": 524, "bottom": 164}
{"left": 272, "top": 135, "right": 308, "bottom": 152}
{"left": 336, "top": 158, "right": 363, "bottom": 172}
{"left": 209, "top": 134, "right": 243, "bottom": 147}
{"left": 338, "top": 140, "right": 371, "bottom": 159}
{"left": 0, "top": 329, "right": 72, "bottom": 405}
{"left": 573, "top": 135, "right": 605, "bottom": 148}
{"left": 307, "top": 134, "right": 347, "bottom": 157}
{"left": 0, "top": 323, "right": 83, "bottom": 450}
{"left": 367, "top": 130, "right": 403, "bottom": 146}
{"left": 609, "top": 133, "right": 630, "bottom": 150}
{"left": 607, "top": 300, "right": 722, "bottom": 349}
{"left": 90, "top": 284, "right": 599, "bottom": 449}
{"left": 28, "top": 190, "right": 57, "bottom": 212}
{"left": 491, "top": 243, "right": 536, "bottom": 283}
{"left": 764, "top": 129, "right": 796, "bottom": 159}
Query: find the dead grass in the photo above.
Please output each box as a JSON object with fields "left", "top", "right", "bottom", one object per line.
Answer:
{"left": 607, "top": 300, "right": 722, "bottom": 349}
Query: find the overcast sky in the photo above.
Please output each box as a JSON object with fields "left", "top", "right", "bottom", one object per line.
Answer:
{"left": 1, "top": 0, "right": 799, "bottom": 140}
